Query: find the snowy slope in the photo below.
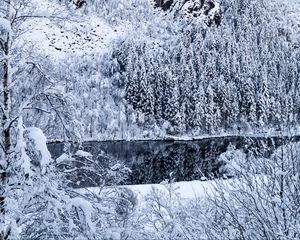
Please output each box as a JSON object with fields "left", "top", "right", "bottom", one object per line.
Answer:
{"left": 19, "top": 0, "right": 172, "bottom": 62}
{"left": 20, "top": 1, "right": 129, "bottom": 61}
{"left": 15, "top": 0, "right": 300, "bottom": 141}
{"left": 23, "top": 17, "right": 125, "bottom": 60}
{"left": 21, "top": 0, "right": 300, "bottom": 60}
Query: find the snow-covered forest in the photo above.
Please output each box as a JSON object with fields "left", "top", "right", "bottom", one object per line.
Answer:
{"left": 1, "top": 0, "right": 300, "bottom": 239}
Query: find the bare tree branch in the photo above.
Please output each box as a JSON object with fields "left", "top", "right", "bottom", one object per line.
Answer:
{"left": 45, "top": 94, "right": 70, "bottom": 139}
{"left": 23, "top": 107, "right": 51, "bottom": 114}
{"left": 25, "top": 61, "right": 55, "bottom": 85}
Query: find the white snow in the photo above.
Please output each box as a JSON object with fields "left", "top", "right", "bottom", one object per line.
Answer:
{"left": 0, "top": 17, "right": 11, "bottom": 34}
{"left": 26, "top": 127, "right": 51, "bottom": 171}
{"left": 16, "top": 118, "right": 34, "bottom": 177}
{"left": 126, "top": 180, "right": 215, "bottom": 200}
{"left": 85, "top": 179, "right": 231, "bottom": 204}
{"left": 68, "top": 197, "right": 95, "bottom": 234}
{"left": 56, "top": 153, "right": 71, "bottom": 163}
{"left": 20, "top": 12, "right": 127, "bottom": 61}
{"left": 75, "top": 150, "right": 93, "bottom": 157}
{"left": 83, "top": 176, "right": 267, "bottom": 209}
{"left": 80, "top": 128, "right": 300, "bottom": 142}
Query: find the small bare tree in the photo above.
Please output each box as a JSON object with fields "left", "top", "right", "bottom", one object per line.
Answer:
{"left": 202, "top": 141, "right": 300, "bottom": 239}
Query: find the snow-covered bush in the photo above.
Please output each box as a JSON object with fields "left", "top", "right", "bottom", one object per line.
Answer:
{"left": 3, "top": 121, "right": 93, "bottom": 238}
{"left": 57, "top": 148, "right": 132, "bottom": 188}
{"left": 218, "top": 144, "right": 247, "bottom": 178}
{"left": 3, "top": 121, "right": 138, "bottom": 239}
{"left": 120, "top": 181, "right": 208, "bottom": 240}
{"left": 122, "top": 141, "right": 300, "bottom": 240}
{"left": 202, "top": 142, "right": 300, "bottom": 239}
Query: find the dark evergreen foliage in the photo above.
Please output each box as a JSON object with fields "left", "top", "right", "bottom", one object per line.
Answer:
{"left": 110, "top": 0, "right": 300, "bottom": 135}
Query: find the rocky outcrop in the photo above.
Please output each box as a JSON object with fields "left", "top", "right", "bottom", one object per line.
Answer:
{"left": 153, "top": 0, "right": 175, "bottom": 11}
{"left": 153, "top": 0, "right": 222, "bottom": 26}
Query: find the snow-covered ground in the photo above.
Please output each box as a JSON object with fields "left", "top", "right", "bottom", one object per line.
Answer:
{"left": 80, "top": 180, "right": 215, "bottom": 222}
{"left": 17, "top": 0, "right": 132, "bottom": 62}
{"left": 123, "top": 180, "right": 214, "bottom": 200}
{"left": 84, "top": 178, "right": 231, "bottom": 204}
{"left": 73, "top": 126, "right": 300, "bottom": 143}
{"left": 22, "top": 15, "right": 127, "bottom": 61}
{"left": 23, "top": 0, "right": 299, "bottom": 63}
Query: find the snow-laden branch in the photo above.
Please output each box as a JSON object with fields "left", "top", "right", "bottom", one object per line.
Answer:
{"left": 15, "top": 15, "right": 71, "bottom": 21}
{"left": 25, "top": 61, "right": 55, "bottom": 85}
{"left": 2, "top": 82, "right": 58, "bottom": 132}
{"left": 23, "top": 107, "right": 51, "bottom": 114}
{"left": 45, "top": 94, "right": 69, "bottom": 135}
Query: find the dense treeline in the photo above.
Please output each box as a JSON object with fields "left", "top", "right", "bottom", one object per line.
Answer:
{"left": 110, "top": 0, "right": 300, "bottom": 135}
{"left": 14, "top": 0, "right": 299, "bottom": 140}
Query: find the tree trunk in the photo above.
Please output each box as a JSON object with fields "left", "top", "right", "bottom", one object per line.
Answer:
{"left": 0, "top": 2, "right": 11, "bottom": 236}
{"left": 2, "top": 38, "right": 11, "bottom": 156}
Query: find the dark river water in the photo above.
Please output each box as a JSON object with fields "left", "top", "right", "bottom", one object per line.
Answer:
{"left": 47, "top": 135, "right": 300, "bottom": 188}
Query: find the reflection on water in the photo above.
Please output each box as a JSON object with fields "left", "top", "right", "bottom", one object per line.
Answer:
{"left": 48, "top": 135, "right": 299, "bottom": 187}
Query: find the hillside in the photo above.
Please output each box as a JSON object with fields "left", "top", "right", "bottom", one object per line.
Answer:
{"left": 7, "top": 0, "right": 300, "bottom": 141}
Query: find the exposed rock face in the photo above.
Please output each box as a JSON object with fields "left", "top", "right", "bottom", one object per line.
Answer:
{"left": 153, "top": 0, "right": 221, "bottom": 26}
{"left": 153, "top": 0, "right": 175, "bottom": 11}
{"left": 73, "top": 0, "right": 86, "bottom": 8}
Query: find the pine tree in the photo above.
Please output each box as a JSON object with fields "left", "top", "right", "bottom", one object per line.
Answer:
{"left": 163, "top": 71, "right": 180, "bottom": 131}
{"left": 239, "top": 77, "right": 256, "bottom": 126}
{"left": 205, "top": 84, "right": 220, "bottom": 134}
{"left": 192, "top": 85, "right": 206, "bottom": 133}
{"left": 256, "top": 66, "right": 270, "bottom": 128}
